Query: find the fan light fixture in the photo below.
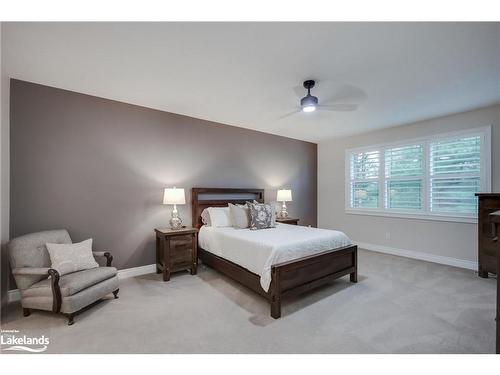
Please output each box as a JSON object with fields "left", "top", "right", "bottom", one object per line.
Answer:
{"left": 300, "top": 80, "right": 318, "bottom": 113}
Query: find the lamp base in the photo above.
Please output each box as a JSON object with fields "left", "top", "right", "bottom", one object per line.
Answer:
{"left": 170, "top": 216, "right": 183, "bottom": 230}
{"left": 278, "top": 210, "right": 289, "bottom": 219}
{"left": 170, "top": 208, "right": 183, "bottom": 230}
{"left": 278, "top": 201, "right": 289, "bottom": 218}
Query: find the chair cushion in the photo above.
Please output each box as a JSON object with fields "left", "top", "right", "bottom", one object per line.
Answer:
{"left": 23, "top": 267, "right": 117, "bottom": 298}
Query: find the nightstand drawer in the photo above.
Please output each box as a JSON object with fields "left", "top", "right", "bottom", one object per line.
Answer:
{"left": 169, "top": 236, "right": 192, "bottom": 249}
{"left": 170, "top": 254, "right": 192, "bottom": 268}
{"left": 170, "top": 236, "right": 193, "bottom": 265}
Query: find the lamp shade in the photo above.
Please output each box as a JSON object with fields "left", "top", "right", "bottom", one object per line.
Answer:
{"left": 163, "top": 187, "right": 186, "bottom": 205}
{"left": 277, "top": 189, "right": 292, "bottom": 202}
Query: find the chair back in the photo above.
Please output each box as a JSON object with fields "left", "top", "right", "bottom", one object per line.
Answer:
{"left": 8, "top": 229, "right": 72, "bottom": 290}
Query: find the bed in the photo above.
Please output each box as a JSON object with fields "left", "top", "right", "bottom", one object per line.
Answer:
{"left": 192, "top": 187, "right": 358, "bottom": 319}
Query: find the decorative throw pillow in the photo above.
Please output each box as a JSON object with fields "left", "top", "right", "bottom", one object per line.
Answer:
{"left": 253, "top": 200, "right": 277, "bottom": 227}
{"left": 46, "top": 238, "right": 99, "bottom": 276}
{"left": 248, "top": 202, "right": 274, "bottom": 230}
{"left": 201, "top": 208, "right": 211, "bottom": 226}
{"left": 207, "top": 207, "right": 231, "bottom": 227}
{"left": 229, "top": 203, "right": 251, "bottom": 229}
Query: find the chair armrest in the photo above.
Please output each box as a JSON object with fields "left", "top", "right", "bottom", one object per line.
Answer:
{"left": 12, "top": 267, "right": 61, "bottom": 312}
{"left": 93, "top": 251, "right": 113, "bottom": 267}
{"left": 12, "top": 267, "right": 51, "bottom": 276}
{"left": 48, "top": 269, "right": 62, "bottom": 313}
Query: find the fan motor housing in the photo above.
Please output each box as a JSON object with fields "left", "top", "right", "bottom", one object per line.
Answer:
{"left": 301, "top": 94, "right": 318, "bottom": 107}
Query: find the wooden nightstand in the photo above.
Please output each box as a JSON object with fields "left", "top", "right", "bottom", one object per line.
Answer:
{"left": 275, "top": 218, "right": 299, "bottom": 225}
{"left": 154, "top": 227, "right": 198, "bottom": 281}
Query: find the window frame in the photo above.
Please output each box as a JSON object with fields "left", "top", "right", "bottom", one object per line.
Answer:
{"left": 344, "top": 126, "right": 491, "bottom": 224}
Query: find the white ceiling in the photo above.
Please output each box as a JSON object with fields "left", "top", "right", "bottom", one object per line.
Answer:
{"left": 3, "top": 22, "right": 500, "bottom": 142}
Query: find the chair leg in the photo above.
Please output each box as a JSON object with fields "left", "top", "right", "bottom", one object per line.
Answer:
{"left": 65, "top": 313, "right": 74, "bottom": 326}
{"left": 23, "top": 308, "right": 31, "bottom": 317}
{"left": 113, "top": 289, "right": 119, "bottom": 299}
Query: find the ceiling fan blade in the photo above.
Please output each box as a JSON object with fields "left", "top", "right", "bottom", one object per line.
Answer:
{"left": 277, "top": 109, "right": 301, "bottom": 120}
{"left": 292, "top": 85, "right": 305, "bottom": 97}
{"left": 318, "top": 103, "right": 358, "bottom": 112}
{"left": 321, "top": 84, "right": 367, "bottom": 104}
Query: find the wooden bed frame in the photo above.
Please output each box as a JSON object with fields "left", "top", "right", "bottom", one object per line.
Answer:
{"left": 192, "top": 187, "right": 358, "bottom": 319}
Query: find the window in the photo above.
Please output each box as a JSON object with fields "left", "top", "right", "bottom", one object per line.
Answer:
{"left": 430, "top": 136, "right": 481, "bottom": 215}
{"left": 350, "top": 150, "right": 380, "bottom": 209}
{"left": 345, "top": 127, "right": 491, "bottom": 223}
{"left": 385, "top": 144, "right": 423, "bottom": 211}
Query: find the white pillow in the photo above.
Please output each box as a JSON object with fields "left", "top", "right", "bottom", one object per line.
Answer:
{"left": 46, "top": 238, "right": 99, "bottom": 276}
{"left": 207, "top": 207, "right": 231, "bottom": 227}
{"left": 229, "top": 203, "right": 251, "bottom": 229}
{"left": 201, "top": 208, "right": 211, "bottom": 226}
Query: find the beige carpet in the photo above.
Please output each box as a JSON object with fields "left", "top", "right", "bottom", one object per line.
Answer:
{"left": 1, "top": 249, "right": 497, "bottom": 353}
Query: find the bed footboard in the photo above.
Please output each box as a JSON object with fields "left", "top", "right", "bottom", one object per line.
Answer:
{"left": 198, "top": 245, "right": 358, "bottom": 319}
{"left": 269, "top": 245, "right": 358, "bottom": 319}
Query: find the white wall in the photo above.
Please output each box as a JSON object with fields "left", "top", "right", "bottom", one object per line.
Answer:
{"left": 318, "top": 104, "right": 500, "bottom": 267}
{"left": 1, "top": 22, "right": 11, "bottom": 310}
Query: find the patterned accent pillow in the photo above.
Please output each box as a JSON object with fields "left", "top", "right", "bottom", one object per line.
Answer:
{"left": 252, "top": 199, "right": 277, "bottom": 227}
{"left": 248, "top": 202, "right": 275, "bottom": 230}
{"left": 46, "top": 238, "right": 99, "bottom": 276}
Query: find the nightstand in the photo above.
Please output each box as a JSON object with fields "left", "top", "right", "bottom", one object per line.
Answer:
{"left": 275, "top": 218, "right": 299, "bottom": 225}
{"left": 154, "top": 227, "right": 198, "bottom": 281}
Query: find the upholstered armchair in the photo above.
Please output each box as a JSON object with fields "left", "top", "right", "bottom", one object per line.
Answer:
{"left": 8, "top": 229, "right": 119, "bottom": 325}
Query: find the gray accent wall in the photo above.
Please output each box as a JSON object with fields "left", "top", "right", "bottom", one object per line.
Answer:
{"left": 318, "top": 104, "right": 500, "bottom": 264}
{"left": 9, "top": 80, "right": 317, "bottom": 281}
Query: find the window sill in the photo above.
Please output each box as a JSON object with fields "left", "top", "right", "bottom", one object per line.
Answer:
{"left": 345, "top": 209, "right": 478, "bottom": 224}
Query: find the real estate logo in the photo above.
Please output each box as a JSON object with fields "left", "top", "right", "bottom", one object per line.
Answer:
{"left": 1, "top": 329, "right": 49, "bottom": 353}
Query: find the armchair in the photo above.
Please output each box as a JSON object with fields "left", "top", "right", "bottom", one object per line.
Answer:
{"left": 8, "top": 229, "right": 119, "bottom": 325}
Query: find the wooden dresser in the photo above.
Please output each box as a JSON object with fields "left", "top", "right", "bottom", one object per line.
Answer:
{"left": 489, "top": 211, "right": 500, "bottom": 354}
{"left": 476, "top": 193, "right": 500, "bottom": 278}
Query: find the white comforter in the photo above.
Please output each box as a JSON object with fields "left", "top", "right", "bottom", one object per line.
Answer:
{"left": 198, "top": 223, "right": 352, "bottom": 292}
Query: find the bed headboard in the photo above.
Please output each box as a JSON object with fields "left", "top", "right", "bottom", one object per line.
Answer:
{"left": 191, "top": 188, "right": 264, "bottom": 229}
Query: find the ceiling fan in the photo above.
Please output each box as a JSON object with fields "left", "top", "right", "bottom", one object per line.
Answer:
{"left": 279, "top": 79, "right": 359, "bottom": 119}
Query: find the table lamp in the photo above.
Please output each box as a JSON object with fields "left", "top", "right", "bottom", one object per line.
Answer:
{"left": 163, "top": 187, "right": 186, "bottom": 229}
{"left": 277, "top": 189, "right": 292, "bottom": 218}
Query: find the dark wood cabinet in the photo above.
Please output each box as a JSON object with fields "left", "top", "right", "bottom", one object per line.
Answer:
{"left": 155, "top": 227, "right": 198, "bottom": 281}
{"left": 275, "top": 218, "right": 299, "bottom": 225}
{"left": 497, "top": 241, "right": 500, "bottom": 354}
{"left": 490, "top": 211, "right": 500, "bottom": 354}
{"left": 475, "top": 193, "right": 500, "bottom": 277}
{"left": 497, "top": 246, "right": 500, "bottom": 354}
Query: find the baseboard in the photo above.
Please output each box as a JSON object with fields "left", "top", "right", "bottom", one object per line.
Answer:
{"left": 116, "top": 264, "right": 156, "bottom": 279}
{"left": 6, "top": 263, "right": 156, "bottom": 304}
{"left": 356, "top": 241, "right": 477, "bottom": 271}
